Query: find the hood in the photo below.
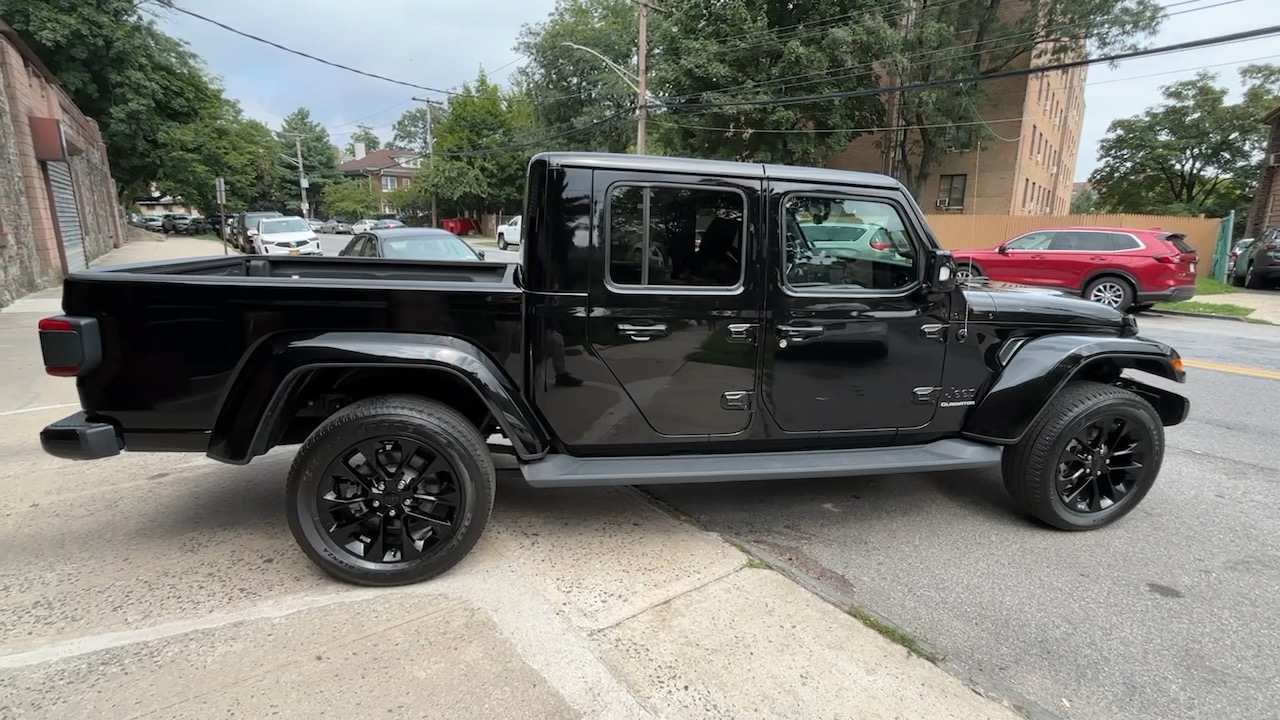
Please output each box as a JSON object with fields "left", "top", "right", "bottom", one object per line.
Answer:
{"left": 261, "top": 230, "right": 316, "bottom": 245}
{"left": 962, "top": 280, "right": 1127, "bottom": 331}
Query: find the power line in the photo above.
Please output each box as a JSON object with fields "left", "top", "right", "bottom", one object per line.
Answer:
{"left": 662, "top": 24, "right": 1280, "bottom": 110}
{"left": 166, "top": 4, "right": 461, "bottom": 96}
{"left": 653, "top": 51, "right": 1280, "bottom": 135}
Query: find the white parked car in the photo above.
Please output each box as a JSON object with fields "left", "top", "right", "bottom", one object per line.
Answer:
{"left": 350, "top": 219, "right": 377, "bottom": 234}
{"left": 254, "top": 216, "right": 322, "bottom": 256}
{"left": 496, "top": 215, "right": 522, "bottom": 250}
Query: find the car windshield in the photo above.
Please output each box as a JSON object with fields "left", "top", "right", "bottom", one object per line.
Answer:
{"left": 799, "top": 223, "right": 872, "bottom": 245}
{"left": 380, "top": 234, "right": 476, "bottom": 260}
{"left": 259, "top": 217, "right": 310, "bottom": 234}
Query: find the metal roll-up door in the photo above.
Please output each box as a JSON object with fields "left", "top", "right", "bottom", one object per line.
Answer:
{"left": 46, "top": 161, "right": 88, "bottom": 272}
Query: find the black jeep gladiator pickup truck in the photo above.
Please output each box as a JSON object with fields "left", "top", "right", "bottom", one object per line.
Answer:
{"left": 38, "top": 152, "right": 1189, "bottom": 586}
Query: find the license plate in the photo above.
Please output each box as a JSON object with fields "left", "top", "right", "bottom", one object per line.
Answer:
{"left": 1190, "top": 263, "right": 1196, "bottom": 273}
{"left": 289, "top": 248, "right": 300, "bottom": 255}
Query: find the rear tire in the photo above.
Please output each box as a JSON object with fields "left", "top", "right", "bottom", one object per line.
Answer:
{"left": 1084, "top": 276, "right": 1134, "bottom": 312}
{"left": 286, "top": 394, "right": 495, "bottom": 586}
{"left": 497, "top": 233, "right": 508, "bottom": 251}
{"left": 1001, "top": 381, "right": 1163, "bottom": 531}
{"left": 1229, "top": 268, "right": 1244, "bottom": 287}
{"left": 1245, "top": 263, "right": 1263, "bottom": 289}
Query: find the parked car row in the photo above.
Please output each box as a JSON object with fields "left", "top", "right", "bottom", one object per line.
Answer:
{"left": 128, "top": 213, "right": 214, "bottom": 236}
{"left": 952, "top": 226, "right": 1199, "bottom": 312}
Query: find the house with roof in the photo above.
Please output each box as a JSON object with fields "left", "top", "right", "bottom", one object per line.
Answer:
{"left": 339, "top": 143, "right": 420, "bottom": 215}
{"left": 1246, "top": 104, "right": 1280, "bottom": 237}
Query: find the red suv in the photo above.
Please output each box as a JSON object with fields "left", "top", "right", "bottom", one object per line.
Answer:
{"left": 951, "top": 226, "right": 1198, "bottom": 311}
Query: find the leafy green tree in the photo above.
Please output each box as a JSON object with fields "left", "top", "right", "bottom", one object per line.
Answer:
{"left": 345, "top": 124, "right": 382, "bottom": 155}
{"left": 154, "top": 97, "right": 281, "bottom": 213}
{"left": 401, "top": 159, "right": 490, "bottom": 217}
{"left": 1069, "top": 187, "right": 1100, "bottom": 214}
{"left": 321, "top": 179, "right": 380, "bottom": 220}
{"left": 652, "top": 0, "right": 894, "bottom": 164}
{"left": 275, "top": 108, "right": 341, "bottom": 213}
{"left": 515, "top": 0, "right": 639, "bottom": 153}
{"left": 431, "top": 73, "right": 534, "bottom": 213}
{"left": 1089, "top": 65, "right": 1280, "bottom": 217}
{"left": 0, "top": 0, "right": 222, "bottom": 198}
{"left": 879, "top": 0, "right": 1164, "bottom": 199}
{"left": 391, "top": 106, "right": 438, "bottom": 152}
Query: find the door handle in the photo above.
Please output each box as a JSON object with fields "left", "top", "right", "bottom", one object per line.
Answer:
{"left": 776, "top": 324, "right": 824, "bottom": 343}
{"left": 726, "top": 323, "right": 756, "bottom": 343}
{"left": 1029, "top": 254, "right": 1045, "bottom": 259}
{"left": 616, "top": 322, "right": 668, "bottom": 341}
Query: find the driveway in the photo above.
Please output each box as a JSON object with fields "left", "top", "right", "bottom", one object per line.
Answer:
{"left": 649, "top": 314, "right": 1280, "bottom": 720}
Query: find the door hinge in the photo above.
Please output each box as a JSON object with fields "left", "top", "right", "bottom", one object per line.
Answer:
{"left": 913, "top": 386, "right": 941, "bottom": 405}
{"left": 721, "top": 390, "right": 753, "bottom": 411}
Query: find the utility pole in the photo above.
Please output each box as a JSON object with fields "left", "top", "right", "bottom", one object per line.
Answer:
{"left": 412, "top": 96, "right": 444, "bottom": 227}
{"left": 886, "top": 0, "right": 921, "bottom": 180}
{"left": 286, "top": 133, "right": 308, "bottom": 218}
{"left": 636, "top": 0, "right": 649, "bottom": 155}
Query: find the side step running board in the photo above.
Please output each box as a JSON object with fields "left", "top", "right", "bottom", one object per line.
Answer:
{"left": 519, "top": 439, "right": 1002, "bottom": 488}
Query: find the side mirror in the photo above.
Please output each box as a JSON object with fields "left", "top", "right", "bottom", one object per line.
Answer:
{"left": 926, "top": 248, "right": 957, "bottom": 294}
{"left": 996, "top": 244, "right": 1009, "bottom": 255}
{"left": 476, "top": 250, "right": 486, "bottom": 261}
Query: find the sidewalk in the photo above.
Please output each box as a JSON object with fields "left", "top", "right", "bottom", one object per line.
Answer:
{"left": 1180, "top": 290, "right": 1280, "bottom": 323}
{"left": 0, "top": 230, "right": 1022, "bottom": 719}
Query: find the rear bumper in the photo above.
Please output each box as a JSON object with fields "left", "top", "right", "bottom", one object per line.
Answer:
{"left": 1137, "top": 285, "right": 1195, "bottom": 303}
{"left": 40, "top": 412, "right": 122, "bottom": 460}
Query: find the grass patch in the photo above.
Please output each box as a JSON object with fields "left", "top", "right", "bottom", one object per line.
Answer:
{"left": 1195, "top": 276, "right": 1236, "bottom": 295}
{"left": 1154, "top": 300, "right": 1255, "bottom": 318}
{"left": 743, "top": 556, "right": 771, "bottom": 570}
{"left": 846, "top": 607, "right": 940, "bottom": 663}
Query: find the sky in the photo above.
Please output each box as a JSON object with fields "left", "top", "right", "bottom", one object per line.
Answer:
{"left": 157, "top": 0, "right": 1280, "bottom": 182}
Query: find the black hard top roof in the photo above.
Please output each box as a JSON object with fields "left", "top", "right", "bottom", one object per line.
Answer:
{"left": 534, "top": 152, "right": 900, "bottom": 189}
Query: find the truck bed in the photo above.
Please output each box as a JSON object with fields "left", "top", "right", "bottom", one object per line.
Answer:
{"left": 59, "top": 255, "right": 524, "bottom": 443}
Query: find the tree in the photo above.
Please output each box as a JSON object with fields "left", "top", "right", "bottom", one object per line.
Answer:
{"left": 651, "top": 0, "right": 896, "bottom": 164}
{"left": 1070, "top": 187, "right": 1100, "bottom": 214}
{"left": 345, "top": 124, "right": 382, "bottom": 155}
{"left": 430, "top": 73, "right": 535, "bottom": 213}
{"left": 275, "top": 108, "right": 341, "bottom": 213}
{"left": 879, "top": 0, "right": 1164, "bottom": 199}
{"left": 154, "top": 97, "right": 281, "bottom": 213}
{"left": 1089, "top": 65, "right": 1280, "bottom": 217}
{"left": 1, "top": 0, "right": 223, "bottom": 198}
{"left": 321, "top": 179, "right": 380, "bottom": 219}
{"left": 392, "top": 107, "right": 437, "bottom": 152}
{"left": 515, "top": 0, "right": 640, "bottom": 153}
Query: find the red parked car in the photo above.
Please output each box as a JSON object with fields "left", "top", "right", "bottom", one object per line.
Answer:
{"left": 951, "top": 226, "right": 1198, "bottom": 311}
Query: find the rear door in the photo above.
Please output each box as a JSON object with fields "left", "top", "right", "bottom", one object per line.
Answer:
{"left": 761, "top": 184, "right": 947, "bottom": 434}
{"left": 587, "top": 172, "right": 762, "bottom": 438}
{"left": 1047, "top": 230, "right": 1116, "bottom": 289}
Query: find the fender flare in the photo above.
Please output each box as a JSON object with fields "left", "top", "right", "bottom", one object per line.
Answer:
{"left": 207, "top": 331, "right": 549, "bottom": 464}
{"left": 963, "top": 333, "right": 1186, "bottom": 444}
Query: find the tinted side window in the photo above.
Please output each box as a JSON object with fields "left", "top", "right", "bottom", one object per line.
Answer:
{"left": 608, "top": 185, "right": 745, "bottom": 288}
{"left": 1051, "top": 232, "right": 1114, "bottom": 251}
{"left": 1005, "top": 232, "right": 1054, "bottom": 250}
{"left": 783, "top": 195, "right": 918, "bottom": 292}
{"left": 1110, "top": 233, "right": 1142, "bottom": 250}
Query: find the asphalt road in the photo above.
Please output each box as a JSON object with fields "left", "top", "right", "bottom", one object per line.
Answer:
{"left": 649, "top": 312, "right": 1280, "bottom": 720}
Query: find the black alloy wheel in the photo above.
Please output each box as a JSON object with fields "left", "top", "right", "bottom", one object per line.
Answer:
{"left": 287, "top": 395, "right": 494, "bottom": 586}
{"left": 319, "top": 437, "right": 465, "bottom": 564}
{"left": 1054, "top": 417, "right": 1148, "bottom": 515}
{"left": 1002, "top": 381, "right": 1163, "bottom": 530}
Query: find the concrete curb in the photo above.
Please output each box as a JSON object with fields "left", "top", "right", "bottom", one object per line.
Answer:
{"left": 1148, "top": 308, "right": 1259, "bottom": 323}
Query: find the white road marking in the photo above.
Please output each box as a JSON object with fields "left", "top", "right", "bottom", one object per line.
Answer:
{"left": 0, "top": 402, "right": 79, "bottom": 416}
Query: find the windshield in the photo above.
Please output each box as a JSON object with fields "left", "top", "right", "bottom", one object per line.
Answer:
{"left": 800, "top": 224, "right": 872, "bottom": 245}
{"left": 380, "top": 234, "right": 476, "bottom": 260}
{"left": 259, "top": 217, "right": 310, "bottom": 234}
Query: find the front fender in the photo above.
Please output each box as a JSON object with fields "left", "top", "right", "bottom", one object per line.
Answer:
{"left": 963, "top": 334, "right": 1186, "bottom": 444}
{"left": 208, "top": 331, "right": 548, "bottom": 463}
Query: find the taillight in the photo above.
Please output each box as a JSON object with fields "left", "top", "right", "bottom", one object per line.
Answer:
{"left": 37, "top": 315, "right": 101, "bottom": 377}
{"left": 1154, "top": 255, "right": 1175, "bottom": 264}
{"left": 1154, "top": 253, "right": 1197, "bottom": 264}
{"left": 869, "top": 238, "right": 890, "bottom": 251}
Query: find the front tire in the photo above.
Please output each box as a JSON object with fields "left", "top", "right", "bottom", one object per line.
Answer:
{"left": 286, "top": 394, "right": 495, "bottom": 586}
{"left": 1002, "top": 381, "right": 1163, "bottom": 531}
{"left": 955, "top": 262, "right": 984, "bottom": 281}
{"left": 1085, "top": 276, "right": 1134, "bottom": 312}
{"left": 497, "top": 233, "right": 508, "bottom": 251}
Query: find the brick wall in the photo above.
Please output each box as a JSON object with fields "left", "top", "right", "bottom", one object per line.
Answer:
{"left": 0, "top": 24, "right": 124, "bottom": 307}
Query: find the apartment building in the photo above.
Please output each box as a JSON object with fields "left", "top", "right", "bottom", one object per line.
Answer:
{"left": 828, "top": 53, "right": 1086, "bottom": 216}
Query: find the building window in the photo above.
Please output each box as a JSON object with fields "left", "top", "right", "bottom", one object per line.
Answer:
{"left": 400, "top": 177, "right": 411, "bottom": 188}
{"left": 381, "top": 176, "right": 397, "bottom": 191}
{"left": 938, "top": 174, "right": 967, "bottom": 208}
{"left": 1023, "top": 179, "right": 1030, "bottom": 209}
{"left": 1030, "top": 126, "right": 1037, "bottom": 157}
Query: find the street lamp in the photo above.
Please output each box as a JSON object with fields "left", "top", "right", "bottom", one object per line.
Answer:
{"left": 560, "top": 42, "right": 640, "bottom": 93}
{"left": 560, "top": 41, "right": 654, "bottom": 153}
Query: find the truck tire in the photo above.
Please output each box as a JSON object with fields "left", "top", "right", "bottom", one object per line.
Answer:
{"left": 286, "top": 394, "right": 495, "bottom": 586}
{"left": 497, "top": 233, "right": 508, "bottom": 251}
{"left": 1001, "top": 381, "right": 1163, "bottom": 531}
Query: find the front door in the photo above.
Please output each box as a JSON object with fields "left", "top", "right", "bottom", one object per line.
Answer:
{"left": 994, "top": 230, "right": 1060, "bottom": 286}
{"left": 587, "top": 172, "right": 761, "bottom": 438}
{"left": 761, "top": 185, "right": 948, "bottom": 434}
